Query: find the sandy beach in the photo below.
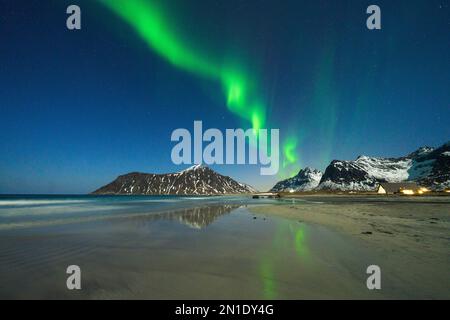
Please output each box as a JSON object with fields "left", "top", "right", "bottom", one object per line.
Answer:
{"left": 251, "top": 195, "right": 450, "bottom": 298}
{"left": 0, "top": 195, "right": 448, "bottom": 299}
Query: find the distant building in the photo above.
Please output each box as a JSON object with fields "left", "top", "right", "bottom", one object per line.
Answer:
{"left": 377, "top": 182, "right": 421, "bottom": 195}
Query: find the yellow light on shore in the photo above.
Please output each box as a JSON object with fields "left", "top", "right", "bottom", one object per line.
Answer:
{"left": 419, "top": 187, "right": 429, "bottom": 192}
{"left": 289, "top": 189, "right": 295, "bottom": 193}
{"left": 401, "top": 189, "right": 415, "bottom": 195}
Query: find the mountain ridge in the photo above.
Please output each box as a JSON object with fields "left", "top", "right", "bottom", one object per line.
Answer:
{"left": 270, "top": 167, "right": 323, "bottom": 192}
{"left": 92, "top": 164, "right": 257, "bottom": 195}
{"left": 270, "top": 141, "right": 450, "bottom": 192}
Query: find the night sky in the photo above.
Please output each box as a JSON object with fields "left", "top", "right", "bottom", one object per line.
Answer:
{"left": 0, "top": 0, "right": 449, "bottom": 193}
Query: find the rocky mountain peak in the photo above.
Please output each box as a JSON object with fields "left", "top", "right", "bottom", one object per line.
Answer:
{"left": 407, "top": 146, "right": 434, "bottom": 159}
{"left": 270, "top": 167, "right": 323, "bottom": 192}
{"left": 93, "top": 165, "right": 255, "bottom": 195}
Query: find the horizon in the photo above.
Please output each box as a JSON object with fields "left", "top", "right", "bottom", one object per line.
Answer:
{"left": 1, "top": 0, "right": 449, "bottom": 193}
{"left": 1, "top": 138, "right": 448, "bottom": 195}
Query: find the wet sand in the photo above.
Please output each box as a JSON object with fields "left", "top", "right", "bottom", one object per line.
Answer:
{"left": 0, "top": 203, "right": 386, "bottom": 299}
{"left": 250, "top": 196, "right": 450, "bottom": 299}
{"left": 0, "top": 195, "right": 448, "bottom": 299}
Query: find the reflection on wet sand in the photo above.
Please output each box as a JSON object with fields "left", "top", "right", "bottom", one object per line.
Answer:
{"left": 3, "top": 195, "right": 446, "bottom": 299}
{"left": 123, "top": 204, "right": 241, "bottom": 229}
{"left": 259, "top": 220, "right": 309, "bottom": 299}
{"left": 172, "top": 205, "right": 241, "bottom": 229}
{"left": 0, "top": 203, "right": 398, "bottom": 299}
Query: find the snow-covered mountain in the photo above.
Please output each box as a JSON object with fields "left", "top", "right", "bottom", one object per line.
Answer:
{"left": 92, "top": 164, "right": 257, "bottom": 195}
{"left": 413, "top": 143, "right": 450, "bottom": 190}
{"left": 270, "top": 167, "right": 323, "bottom": 192}
{"left": 317, "top": 142, "right": 450, "bottom": 191}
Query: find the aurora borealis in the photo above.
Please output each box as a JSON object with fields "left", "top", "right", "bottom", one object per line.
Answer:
{"left": 98, "top": 0, "right": 276, "bottom": 167}
{"left": 0, "top": 0, "right": 449, "bottom": 193}
{"left": 98, "top": 0, "right": 268, "bottom": 129}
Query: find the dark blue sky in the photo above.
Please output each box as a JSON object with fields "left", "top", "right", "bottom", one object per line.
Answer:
{"left": 0, "top": 0, "right": 449, "bottom": 193}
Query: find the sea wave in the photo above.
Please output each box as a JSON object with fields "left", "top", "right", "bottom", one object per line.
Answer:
{"left": 0, "top": 200, "right": 90, "bottom": 206}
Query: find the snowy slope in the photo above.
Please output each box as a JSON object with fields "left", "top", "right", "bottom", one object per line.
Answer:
{"left": 413, "top": 142, "right": 450, "bottom": 190}
{"left": 317, "top": 142, "right": 450, "bottom": 191}
{"left": 270, "top": 167, "right": 323, "bottom": 192}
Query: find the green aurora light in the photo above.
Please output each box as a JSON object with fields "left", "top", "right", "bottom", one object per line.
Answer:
{"left": 99, "top": 0, "right": 264, "bottom": 129}
{"left": 99, "top": 0, "right": 300, "bottom": 177}
{"left": 258, "top": 219, "right": 309, "bottom": 299}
